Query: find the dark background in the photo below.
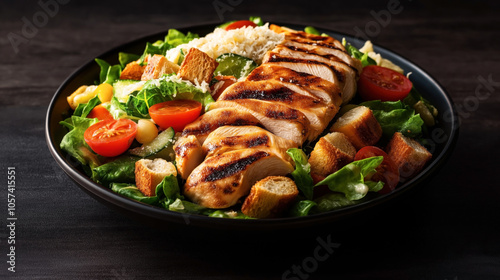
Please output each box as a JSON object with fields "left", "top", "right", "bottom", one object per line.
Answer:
{"left": 1, "top": 0, "right": 499, "bottom": 279}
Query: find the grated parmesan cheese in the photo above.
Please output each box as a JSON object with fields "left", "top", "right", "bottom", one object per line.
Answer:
{"left": 166, "top": 23, "right": 285, "bottom": 64}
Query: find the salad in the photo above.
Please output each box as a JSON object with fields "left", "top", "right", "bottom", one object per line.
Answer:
{"left": 60, "top": 17, "right": 438, "bottom": 219}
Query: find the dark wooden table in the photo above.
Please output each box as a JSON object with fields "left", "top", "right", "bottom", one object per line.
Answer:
{"left": 1, "top": 0, "right": 499, "bottom": 279}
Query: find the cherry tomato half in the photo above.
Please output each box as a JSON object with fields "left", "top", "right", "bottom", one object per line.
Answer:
{"left": 358, "top": 65, "right": 413, "bottom": 102}
{"left": 84, "top": 119, "right": 137, "bottom": 157}
{"left": 87, "top": 104, "right": 113, "bottom": 121}
{"left": 211, "top": 75, "right": 237, "bottom": 100}
{"left": 149, "top": 100, "right": 202, "bottom": 132}
{"left": 225, "top": 20, "right": 257, "bottom": 31}
{"left": 354, "top": 146, "right": 400, "bottom": 194}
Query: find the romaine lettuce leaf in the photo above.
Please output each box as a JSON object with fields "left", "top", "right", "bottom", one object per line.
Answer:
{"left": 73, "top": 95, "right": 101, "bottom": 118}
{"left": 125, "top": 74, "right": 214, "bottom": 118}
{"left": 343, "top": 40, "right": 376, "bottom": 67}
{"left": 360, "top": 100, "right": 425, "bottom": 138}
{"left": 92, "top": 156, "right": 138, "bottom": 187}
{"left": 314, "top": 193, "right": 358, "bottom": 213}
{"left": 118, "top": 52, "right": 140, "bottom": 68}
{"left": 59, "top": 116, "right": 99, "bottom": 169}
{"left": 286, "top": 148, "right": 314, "bottom": 200}
{"left": 111, "top": 183, "right": 159, "bottom": 205}
{"left": 165, "top": 29, "right": 199, "bottom": 48}
{"left": 137, "top": 29, "right": 199, "bottom": 64}
{"left": 315, "top": 156, "right": 384, "bottom": 201}
{"left": 95, "top": 58, "right": 121, "bottom": 85}
{"left": 288, "top": 199, "right": 317, "bottom": 217}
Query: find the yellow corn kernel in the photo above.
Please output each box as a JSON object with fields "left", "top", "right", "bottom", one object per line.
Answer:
{"left": 96, "top": 83, "right": 114, "bottom": 103}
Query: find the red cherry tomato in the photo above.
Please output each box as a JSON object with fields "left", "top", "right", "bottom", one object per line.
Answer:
{"left": 84, "top": 119, "right": 137, "bottom": 157}
{"left": 354, "top": 146, "right": 400, "bottom": 194}
{"left": 225, "top": 20, "right": 257, "bottom": 30}
{"left": 358, "top": 65, "right": 413, "bottom": 102}
{"left": 211, "top": 75, "right": 237, "bottom": 100}
{"left": 149, "top": 100, "right": 202, "bottom": 132}
{"left": 87, "top": 104, "right": 113, "bottom": 121}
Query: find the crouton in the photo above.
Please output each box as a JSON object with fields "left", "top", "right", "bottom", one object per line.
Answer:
{"left": 120, "top": 61, "right": 145, "bottom": 80}
{"left": 174, "top": 135, "right": 204, "bottom": 180}
{"left": 141, "top": 54, "right": 180, "bottom": 81}
{"left": 135, "top": 158, "right": 177, "bottom": 196}
{"left": 308, "top": 132, "right": 356, "bottom": 181}
{"left": 177, "top": 48, "right": 219, "bottom": 84}
{"left": 386, "top": 132, "right": 432, "bottom": 181}
{"left": 241, "top": 176, "right": 298, "bottom": 219}
{"left": 330, "top": 106, "right": 382, "bottom": 149}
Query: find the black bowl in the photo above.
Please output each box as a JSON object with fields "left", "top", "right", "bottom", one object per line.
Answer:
{"left": 45, "top": 23, "right": 459, "bottom": 231}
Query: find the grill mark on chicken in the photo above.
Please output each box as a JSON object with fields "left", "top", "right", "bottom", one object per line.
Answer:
{"left": 264, "top": 107, "right": 300, "bottom": 120}
{"left": 202, "top": 151, "right": 269, "bottom": 182}
{"left": 265, "top": 55, "right": 345, "bottom": 83}
{"left": 182, "top": 118, "right": 259, "bottom": 136}
{"left": 287, "top": 37, "right": 344, "bottom": 52}
{"left": 174, "top": 140, "right": 198, "bottom": 157}
{"left": 224, "top": 87, "right": 294, "bottom": 102}
{"left": 284, "top": 45, "right": 359, "bottom": 74}
{"left": 206, "top": 135, "right": 270, "bottom": 153}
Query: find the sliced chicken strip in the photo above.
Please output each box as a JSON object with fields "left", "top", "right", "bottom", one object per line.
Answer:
{"left": 181, "top": 107, "right": 262, "bottom": 145}
{"left": 246, "top": 64, "right": 342, "bottom": 107}
{"left": 184, "top": 148, "right": 294, "bottom": 208}
{"left": 202, "top": 125, "right": 297, "bottom": 161}
{"left": 282, "top": 40, "right": 362, "bottom": 73}
{"left": 263, "top": 52, "right": 341, "bottom": 88}
{"left": 218, "top": 80, "right": 335, "bottom": 141}
{"left": 270, "top": 46, "right": 357, "bottom": 104}
{"left": 174, "top": 135, "right": 204, "bottom": 180}
{"left": 209, "top": 99, "right": 309, "bottom": 145}
{"left": 269, "top": 25, "right": 345, "bottom": 51}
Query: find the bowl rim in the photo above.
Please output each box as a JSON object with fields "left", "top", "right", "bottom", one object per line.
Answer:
{"left": 45, "top": 22, "right": 459, "bottom": 230}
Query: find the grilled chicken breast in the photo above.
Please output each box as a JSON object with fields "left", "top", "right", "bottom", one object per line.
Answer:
{"left": 272, "top": 45, "right": 357, "bottom": 96}
{"left": 246, "top": 64, "right": 343, "bottom": 106}
{"left": 184, "top": 148, "right": 294, "bottom": 208}
{"left": 263, "top": 52, "right": 341, "bottom": 86}
{"left": 174, "top": 135, "right": 204, "bottom": 180}
{"left": 209, "top": 99, "right": 309, "bottom": 145}
{"left": 282, "top": 39, "right": 362, "bottom": 73}
{"left": 218, "top": 80, "right": 335, "bottom": 141}
{"left": 202, "top": 125, "right": 297, "bottom": 161}
{"left": 264, "top": 47, "right": 356, "bottom": 104}
{"left": 181, "top": 107, "right": 262, "bottom": 144}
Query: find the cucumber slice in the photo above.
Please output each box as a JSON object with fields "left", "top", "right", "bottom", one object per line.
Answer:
{"left": 113, "top": 79, "right": 145, "bottom": 103}
{"left": 129, "top": 127, "right": 175, "bottom": 158}
{"left": 215, "top": 53, "right": 258, "bottom": 79}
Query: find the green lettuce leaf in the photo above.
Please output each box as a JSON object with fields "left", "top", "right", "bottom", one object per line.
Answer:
{"left": 165, "top": 29, "right": 199, "bottom": 48}
{"left": 92, "top": 156, "right": 138, "bottom": 187}
{"left": 288, "top": 199, "right": 317, "bottom": 217}
{"left": 286, "top": 148, "right": 314, "bottom": 200}
{"left": 360, "top": 100, "right": 425, "bottom": 138}
{"left": 95, "top": 58, "right": 121, "bottom": 85}
{"left": 73, "top": 95, "right": 101, "bottom": 118}
{"left": 249, "top": 16, "right": 264, "bottom": 26}
{"left": 125, "top": 74, "right": 214, "bottom": 118}
{"left": 118, "top": 52, "right": 140, "bottom": 68}
{"left": 59, "top": 116, "right": 99, "bottom": 169}
{"left": 313, "top": 193, "right": 358, "bottom": 213}
{"left": 111, "top": 183, "right": 159, "bottom": 205}
{"left": 343, "top": 41, "right": 376, "bottom": 67}
{"left": 315, "top": 156, "right": 384, "bottom": 201}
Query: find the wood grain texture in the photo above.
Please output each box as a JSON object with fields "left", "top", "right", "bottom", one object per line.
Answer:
{"left": 1, "top": 0, "right": 499, "bottom": 279}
